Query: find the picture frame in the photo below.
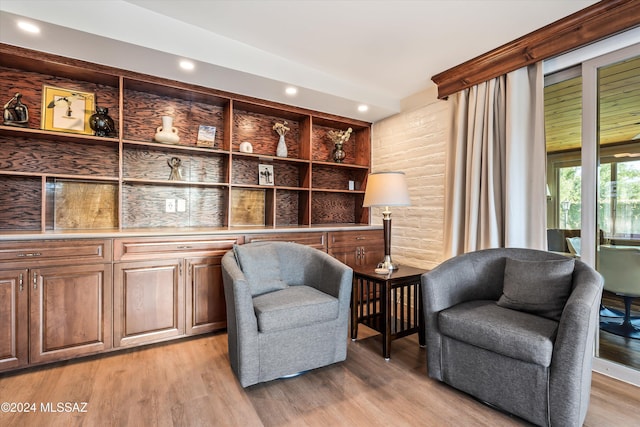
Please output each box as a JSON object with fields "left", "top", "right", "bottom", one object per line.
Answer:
{"left": 41, "top": 85, "right": 95, "bottom": 135}
{"left": 258, "top": 164, "right": 274, "bottom": 186}
{"left": 196, "top": 125, "right": 217, "bottom": 148}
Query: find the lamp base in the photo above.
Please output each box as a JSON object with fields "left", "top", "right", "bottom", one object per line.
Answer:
{"left": 377, "top": 255, "right": 399, "bottom": 271}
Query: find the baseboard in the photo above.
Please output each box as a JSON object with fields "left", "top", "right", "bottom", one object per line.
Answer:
{"left": 593, "top": 357, "right": 640, "bottom": 386}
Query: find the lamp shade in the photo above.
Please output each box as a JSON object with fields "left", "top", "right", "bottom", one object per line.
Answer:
{"left": 363, "top": 171, "right": 411, "bottom": 207}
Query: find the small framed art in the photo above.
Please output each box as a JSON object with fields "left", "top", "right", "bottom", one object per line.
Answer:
{"left": 258, "top": 164, "right": 274, "bottom": 186}
{"left": 41, "top": 85, "right": 95, "bottom": 135}
{"left": 196, "top": 125, "right": 217, "bottom": 148}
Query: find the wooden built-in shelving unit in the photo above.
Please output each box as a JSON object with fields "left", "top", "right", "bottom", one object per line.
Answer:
{"left": 0, "top": 43, "right": 371, "bottom": 233}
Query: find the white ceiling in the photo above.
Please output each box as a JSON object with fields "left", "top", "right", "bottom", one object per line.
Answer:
{"left": 0, "top": 0, "right": 598, "bottom": 122}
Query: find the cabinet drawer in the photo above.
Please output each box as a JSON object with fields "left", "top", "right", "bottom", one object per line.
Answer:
{"left": 114, "top": 236, "right": 242, "bottom": 261}
{"left": 244, "top": 232, "right": 326, "bottom": 250}
{"left": 0, "top": 239, "right": 112, "bottom": 265}
{"left": 328, "top": 230, "right": 383, "bottom": 247}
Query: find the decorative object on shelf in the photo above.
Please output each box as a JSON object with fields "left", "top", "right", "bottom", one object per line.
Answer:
{"left": 258, "top": 164, "right": 274, "bottom": 185}
{"left": 154, "top": 115, "right": 180, "bottom": 144}
{"left": 3, "top": 92, "right": 29, "bottom": 127}
{"left": 239, "top": 141, "right": 253, "bottom": 153}
{"left": 89, "top": 106, "right": 115, "bottom": 137}
{"left": 363, "top": 171, "right": 411, "bottom": 271}
{"left": 168, "top": 156, "right": 183, "bottom": 181}
{"left": 196, "top": 125, "right": 217, "bottom": 148}
{"left": 42, "top": 85, "right": 95, "bottom": 135}
{"left": 327, "top": 127, "right": 352, "bottom": 163}
{"left": 273, "top": 121, "right": 290, "bottom": 158}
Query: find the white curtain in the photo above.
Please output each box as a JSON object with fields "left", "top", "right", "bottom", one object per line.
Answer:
{"left": 444, "top": 63, "right": 547, "bottom": 257}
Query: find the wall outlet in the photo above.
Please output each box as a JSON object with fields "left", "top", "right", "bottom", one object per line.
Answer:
{"left": 165, "top": 199, "right": 176, "bottom": 213}
{"left": 176, "top": 198, "right": 186, "bottom": 212}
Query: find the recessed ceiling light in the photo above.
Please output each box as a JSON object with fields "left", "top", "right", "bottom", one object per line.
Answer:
{"left": 17, "top": 21, "right": 40, "bottom": 34}
{"left": 357, "top": 104, "right": 369, "bottom": 112}
{"left": 179, "top": 60, "right": 195, "bottom": 71}
{"left": 285, "top": 86, "right": 298, "bottom": 96}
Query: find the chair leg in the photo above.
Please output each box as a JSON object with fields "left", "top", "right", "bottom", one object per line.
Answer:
{"left": 600, "top": 296, "right": 640, "bottom": 339}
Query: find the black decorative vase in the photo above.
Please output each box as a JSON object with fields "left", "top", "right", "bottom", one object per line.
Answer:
{"left": 89, "top": 107, "right": 115, "bottom": 137}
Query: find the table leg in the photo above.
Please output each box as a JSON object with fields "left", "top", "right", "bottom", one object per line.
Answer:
{"left": 383, "top": 282, "right": 391, "bottom": 360}
{"left": 351, "top": 276, "right": 358, "bottom": 341}
{"left": 418, "top": 285, "right": 426, "bottom": 347}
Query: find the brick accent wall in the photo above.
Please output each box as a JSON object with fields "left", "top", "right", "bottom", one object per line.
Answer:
{"left": 371, "top": 87, "right": 449, "bottom": 270}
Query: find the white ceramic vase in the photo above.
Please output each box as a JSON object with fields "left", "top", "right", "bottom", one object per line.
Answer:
{"left": 276, "top": 134, "right": 287, "bottom": 157}
{"left": 154, "top": 115, "right": 180, "bottom": 144}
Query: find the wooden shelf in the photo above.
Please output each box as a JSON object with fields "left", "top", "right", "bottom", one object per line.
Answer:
{"left": 0, "top": 43, "right": 372, "bottom": 232}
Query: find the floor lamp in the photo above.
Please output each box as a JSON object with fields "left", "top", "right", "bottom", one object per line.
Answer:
{"left": 363, "top": 171, "right": 411, "bottom": 271}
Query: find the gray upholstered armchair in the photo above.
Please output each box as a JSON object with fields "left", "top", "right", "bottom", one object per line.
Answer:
{"left": 421, "top": 248, "right": 603, "bottom": 427}
{"left": 221, "top": 241, "right": 353, "bottom": 387}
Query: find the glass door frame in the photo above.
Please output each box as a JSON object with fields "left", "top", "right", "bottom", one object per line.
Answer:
{"left": 581, "top": 44, "right": 639, "bottom": 373}
{"left": 580, "top": 43, "right": 640, "bottom": 268}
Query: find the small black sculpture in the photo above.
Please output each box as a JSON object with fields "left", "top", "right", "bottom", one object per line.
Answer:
{"left": 3, "top": 92, "right": 29, "bottom": 127}
{"left": 89, "top": 106, "right": 115, "bottom": 137}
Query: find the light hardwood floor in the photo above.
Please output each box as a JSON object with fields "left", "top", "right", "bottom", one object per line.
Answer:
{"left": 0, "top": 328, "right": 638, "bottom": 427}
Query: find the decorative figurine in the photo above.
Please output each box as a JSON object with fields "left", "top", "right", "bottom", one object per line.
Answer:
{"left": 3, "top": 92, "right": 29, "bottom": 127}
{"left": 89, "top": 106, "right": 115, "bottom": 137}
{"left": 168, "top": 156, "right": 183, "bottom": 181}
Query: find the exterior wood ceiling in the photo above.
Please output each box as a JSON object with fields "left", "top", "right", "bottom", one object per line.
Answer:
{"left": 545, "top": 55, "right": 640, "bottom": 153}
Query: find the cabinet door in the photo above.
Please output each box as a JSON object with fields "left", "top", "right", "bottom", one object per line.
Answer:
{"left": 185, "top": 256, "right": 226, "bottom": 335}
{"left": 359, "top": 245, "right": 385, "bottom": 266}
{"left": 113, "top": 259, "right": 184, "bottom": 347}
{"left": 29, "top": 264, "right": 112, "bottom": 364}
{"left": 328, "top": 230, "right": 384, "bottom": 267}
{"left": 327, "top": 246, "right": 359, "bottom": 267}
{"left": 0, "top": 269, "right": 28, "bottom": 372}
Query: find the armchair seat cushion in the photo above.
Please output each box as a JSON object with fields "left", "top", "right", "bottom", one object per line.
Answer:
{"left": 253, "top": 285, "right": 339, "bottom": 332}
{"left": 439, "top": 300, "right": 558, "bottom": 367}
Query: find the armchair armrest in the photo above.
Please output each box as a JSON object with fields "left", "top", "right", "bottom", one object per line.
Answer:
{"left": 549, "top": 262, "right": 603, "bottom": 425}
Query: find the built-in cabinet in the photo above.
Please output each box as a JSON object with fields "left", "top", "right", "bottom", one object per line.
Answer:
{"left": 112, "top": 236, "right": 240, "bottom": 347}
{"left": 328, "top": 230, "right": 385, "bottom": 267}
{"left": 0, "top": 43, "right": 382, "bottom": 374}
{"left": 0, "top": 239, "right": 112, "bottom": 371}
{"left": 0, "top": 229, "right": 381, "bottom": 373}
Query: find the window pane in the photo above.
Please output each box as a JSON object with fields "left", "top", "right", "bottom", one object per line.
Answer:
{"left": 613, "top": 160, "right": 640, "bottom": 238}
{"left": 558, "top": 165, "right": 581, "bottom": 229}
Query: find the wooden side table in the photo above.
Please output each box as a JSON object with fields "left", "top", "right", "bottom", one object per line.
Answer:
{"left": 351, "top": 264, "right": 427, "bottom": 360}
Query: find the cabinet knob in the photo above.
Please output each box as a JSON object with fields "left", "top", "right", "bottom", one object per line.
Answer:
{"left": 33, "top": 272, "right": 38, "bottom": 290}
{"left": 18, "top": 252, "right": 42, "bottom": 257}
{"left": 176, "top": 246, "right": 192, "bottom": 250}
{"left": 19, "top": 273, "right": 24, "bottom": 292}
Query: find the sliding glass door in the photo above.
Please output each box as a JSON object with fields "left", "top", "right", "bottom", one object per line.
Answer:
{"left": 546, "top": 43, "right": 640, "bottom": 371}
{"left": 588, "top": 49, "right": 640, "bottom": 367}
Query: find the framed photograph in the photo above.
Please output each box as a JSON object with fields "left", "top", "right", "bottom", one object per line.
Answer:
{"left": 196, "top": 125, "right": 217, "bottom": 148}
{"left": 258, "top": 164, "right": 274, "bottom": 186}
{"left": 41, "top": 85, "right": 95, "bottom": 135}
